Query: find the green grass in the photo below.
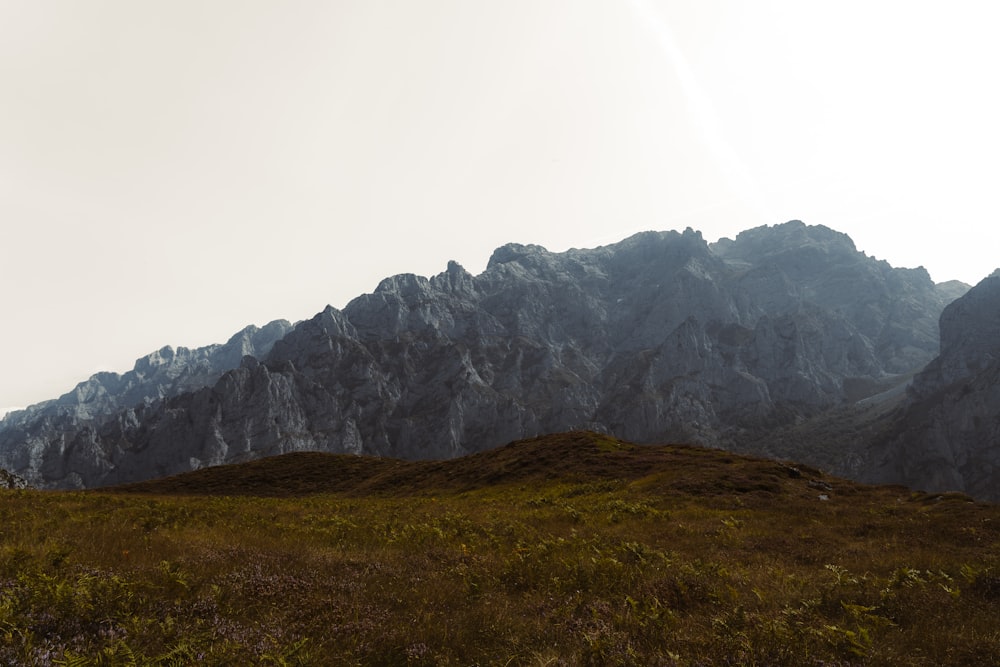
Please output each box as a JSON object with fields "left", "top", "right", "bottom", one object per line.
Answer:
{"left": 1, "top": 431, "right": 998, "bottom": 665}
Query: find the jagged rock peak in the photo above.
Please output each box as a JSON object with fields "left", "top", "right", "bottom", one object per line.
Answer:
{"left": 486, "top": 242, "right": 551, "bottom": 269}
{"left": 374, "top": 273, "right": 431, "bottom": 295}
{"left": 934, "top": 273, "right": 1000, "bottom": 384}
{"left": 225, "top": 320, "right": 294, "bottom": 346}
{"left": 427, "top": 260, "right": 476, "bottom": 296}
{"left": 300, "top": 305, "right": 356, "bottom": 336}
{"left": 714, "top": 220, "right": 858, "bottom": 258}
{"left": 0, "top": 222, "right": 977, "bottom": 492}
{"left": 0, "top": 318, "right": 293, "bottom": 429}
{"left": 615, "top": 228, "right": 712, "bottom": 257}
{"left": 133, "top": 345, "right": 180, "bottom": 374}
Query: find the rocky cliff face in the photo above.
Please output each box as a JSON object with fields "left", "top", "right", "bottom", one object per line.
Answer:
{"left": 0, "top": 320, "right": 293, "bottom": 487}
{"left": 869, "top": 271, "right": 1000, "bottom": 501}
{"left": 0, "top": 221, "right": 967, "bottom": 489}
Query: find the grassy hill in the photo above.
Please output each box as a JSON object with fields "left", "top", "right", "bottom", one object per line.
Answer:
{"left": 1, "top": 431, "right": 998, "bottom": 665}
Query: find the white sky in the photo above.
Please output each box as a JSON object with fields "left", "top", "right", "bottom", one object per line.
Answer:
{"left": 2, "top": 0, "right": 999, "bottom": 411}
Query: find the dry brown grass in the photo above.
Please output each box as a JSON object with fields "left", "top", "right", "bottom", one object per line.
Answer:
{"left": 1, "top": 431, "right": 998, "bottom": 665}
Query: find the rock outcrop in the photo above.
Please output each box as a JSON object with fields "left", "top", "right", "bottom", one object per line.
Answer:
{"left": 0, "top": 221, "right": 969, "bottom": 489}
{"left": 0, "top": 468, "right": 28, "bottom": 490}
{"left": 0, "top": 320, "right": 293, "bottom": 487}
{"left": 869, "top": 271, "right": 1000, "bottom": 501}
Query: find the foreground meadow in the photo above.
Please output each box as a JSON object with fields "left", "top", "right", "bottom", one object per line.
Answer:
{"left": 1, "top": 432, "right": 998, "bottom": 665}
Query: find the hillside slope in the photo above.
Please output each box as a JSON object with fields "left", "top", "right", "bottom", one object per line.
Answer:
{"left": 4, "top": 431, "right": 996, "bottom": 665}
{"left": 106, "top": 430, "right": 833, "bottom": 499}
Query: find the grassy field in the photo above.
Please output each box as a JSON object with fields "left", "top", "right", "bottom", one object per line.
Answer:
{"left": 1, "top": 431, "right": 998, "bottom": 665}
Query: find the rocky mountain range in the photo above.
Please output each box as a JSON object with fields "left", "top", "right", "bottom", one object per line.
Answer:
{"left": 0, "top": 221, "right": 990, "bottom": 497}
{"left": 0, "top": 320, "right": 292, "bottom": 486}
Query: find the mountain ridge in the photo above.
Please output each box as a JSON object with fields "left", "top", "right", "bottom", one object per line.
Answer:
{"left": 868, "top": 272, "right": 1000, "bottom": 500}
{"left": 0, "top": 221, "right": 979, "bottom": 493}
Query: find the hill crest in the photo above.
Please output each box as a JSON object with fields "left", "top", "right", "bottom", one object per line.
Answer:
{"left": 107, "top": 431, "right": 930, "bottom": 509}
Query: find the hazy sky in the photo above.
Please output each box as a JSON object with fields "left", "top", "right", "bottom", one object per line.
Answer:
{"left": 2, "top": 0, "right": 999, "bottom": 413}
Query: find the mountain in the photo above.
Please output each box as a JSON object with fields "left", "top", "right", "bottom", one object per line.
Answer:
{"left": 0, "top": 221, "right": 969, "bottom": 489}
{"left": 866, "top": 271, "right": 1000, "bottom": 501}
{"left": 0, "top": 320, "right": 292, "bottom": 487}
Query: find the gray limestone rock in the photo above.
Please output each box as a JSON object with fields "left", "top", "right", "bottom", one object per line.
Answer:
{"left": 0, "top": 468, "right": 28, "bottom": 490}
{"left": 870, "top": 273, "right": 1000, "bottom": 500}
{"left": 0, "top": 320, "right": 293, "bottom": 487}
{"left": 0, "top": 222, "right": 971, "bottom": 489}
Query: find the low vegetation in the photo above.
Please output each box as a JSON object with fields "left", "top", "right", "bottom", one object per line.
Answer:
{"left": 1, "top": 431, "right": 998, "bottom": 665}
